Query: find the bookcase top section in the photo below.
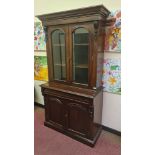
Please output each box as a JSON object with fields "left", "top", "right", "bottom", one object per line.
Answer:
{"left": 37, "top": 5, "right": 110, "bottom": 25}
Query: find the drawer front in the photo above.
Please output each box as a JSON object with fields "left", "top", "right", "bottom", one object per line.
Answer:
{"left": 42, "top": 87, "right": 93, "bottom": 105}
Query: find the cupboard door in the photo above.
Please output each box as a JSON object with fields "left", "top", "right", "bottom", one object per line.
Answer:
{"left": 69, "top": 24, "right": 93, "bottom": 86}
{"left": 67, "top": 102, "right": 90, "bottom": 137}
{"left": 48, "top": 26, "right": 69, "bottom": 82}
{"left": 45, "top": 96, "right": 66, "bottom": 128}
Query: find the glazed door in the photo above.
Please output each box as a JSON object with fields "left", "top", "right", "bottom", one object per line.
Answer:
{"left": 69, "top": 24, "right": 93, "bottom": 86}
{"left": 48, "top": 26, "right": 69, "bottom": 82}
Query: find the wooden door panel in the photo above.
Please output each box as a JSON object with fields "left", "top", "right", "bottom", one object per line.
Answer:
{"left": 67, "top": 102, "right": 90, "bottom": 136}
{"left": 46, "top": 96, "right": 66, "bottom": 128}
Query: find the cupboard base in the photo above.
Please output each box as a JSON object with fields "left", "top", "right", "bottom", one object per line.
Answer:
{"left": 44, "top": 121, "right": 102, "bottom": 147}
{"left": 41, "top": 83, "right": 103, "bottom": 147}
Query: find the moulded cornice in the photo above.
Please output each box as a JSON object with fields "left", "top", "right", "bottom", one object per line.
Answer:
{"left": 37, "top": 5, "right": 110, "bottom": 23}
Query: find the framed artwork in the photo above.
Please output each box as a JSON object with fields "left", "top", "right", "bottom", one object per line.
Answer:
{"left": 104, "top": 10, "right": 121, "bottom": 52}
{"left": 34, "top": 22, "right": 46, "bottom": 50}
{"left": 34, "top": 56, "right": 48, "bottom": 81}
{"left": 102, "top": 58, "right": 121, "bottom": 94}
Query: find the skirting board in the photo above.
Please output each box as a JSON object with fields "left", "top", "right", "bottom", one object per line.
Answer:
{"left": 34, "top": 102, "right": 44, "bottom": 108}
{"left": 34, "top": 102, "right": 121, "bottom": 136}
{"left": 102, "top": 125, "right": 121, "bottom": 136}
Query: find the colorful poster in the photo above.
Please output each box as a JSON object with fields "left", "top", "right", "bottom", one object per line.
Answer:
{"left": 105, "top": 10, "right": 121, "bottom": 52}
{"left": 34, "top": 22, "right": 46, "bottom": 50}
{"left": 34, "top": 56, "right": 48, "bottom": 81}
{"left": 102, "top": 58, "right": 121, "bottom": 94}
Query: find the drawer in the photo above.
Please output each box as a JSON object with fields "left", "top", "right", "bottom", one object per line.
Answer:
{"left": 42, "top": 87, "right": 93, "bottom": 105}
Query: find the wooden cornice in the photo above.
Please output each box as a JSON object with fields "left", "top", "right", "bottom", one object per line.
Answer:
{"left": 37, "top": 5, "right": 110, "bottom": 24}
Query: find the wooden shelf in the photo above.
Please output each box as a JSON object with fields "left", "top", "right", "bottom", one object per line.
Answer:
{"left": 74, "top": 64, "right": 88, "bottom": 68}
{"left": 53, "top": 44, "right": 65, "bottom": 46}
{"left": 74, "top": 43, "right": 88, "bottom": 46}
{"left": 54, "top": 64, "right": 66, "bottom": 67}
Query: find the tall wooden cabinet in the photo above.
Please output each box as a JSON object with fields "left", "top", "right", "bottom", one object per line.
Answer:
{"left": 37, "top": 5, "right": 110, "bottom": 147}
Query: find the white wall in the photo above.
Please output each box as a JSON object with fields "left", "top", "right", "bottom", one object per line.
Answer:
{"left": 102, "top": 92, "right": 121, "bottom": 131}
{"left": 102, "top": 52, "right": 121, "bottom": 131}
{"left": 34, "top": 0, "right": 121, "bottom": 131}
{"left": 34, "top": 0, "right": 121, "bottom": 15}
{"left": 34, "top": 80, "right": 46, "bottom": 105}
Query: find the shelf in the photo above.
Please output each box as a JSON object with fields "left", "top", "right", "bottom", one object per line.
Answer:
{"left": 74, "top": 43, "right": 88, "bottom": 46}
{"left": 74, "top": 64, "right": 88, "bottom": 68}
{"left": 54, "top": 64, "right": 66, "bottom": 67}
{"left": 53, "top": 44, "right": 65, "bottom": 46}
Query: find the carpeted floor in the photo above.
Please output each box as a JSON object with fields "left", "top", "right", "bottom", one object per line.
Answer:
{"left": 34, "top": 106, "right": 121, "bottom": 155}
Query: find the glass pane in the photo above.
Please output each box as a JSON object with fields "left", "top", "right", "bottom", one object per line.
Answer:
{"left": 51, "top": 30, "right": 66, "bottom": 80}
{"left": 73, "top": 28, "right": 89, "bottom": 84}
